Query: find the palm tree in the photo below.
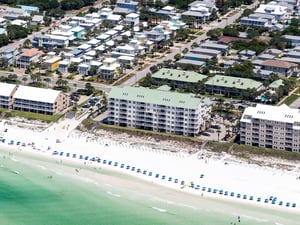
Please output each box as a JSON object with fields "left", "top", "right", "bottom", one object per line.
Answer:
{"left": 23, "top": 39, "right": 32, "bottom": 48}
{"left": 44, "top": 77, "right": 51, "bottom": 88}
{"left": 216, "top": 98, "right": 225, "bottom": 112}
{"left": 216, "top": 129, "right": 221, "bottom": 142}
{"left": 73, "top": 83, "right": 77, "bottom": 92}
{"left": 22, "top": 77, "right": 27, "bottom": 85}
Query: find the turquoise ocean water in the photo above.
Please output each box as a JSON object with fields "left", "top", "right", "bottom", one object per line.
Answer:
{"left": 0, "top": 148, "right": 299, "bottom": 225}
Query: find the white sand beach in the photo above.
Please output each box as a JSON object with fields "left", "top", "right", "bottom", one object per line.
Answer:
{"left": 1, "top": 117, "right": 300, "bottom": 214}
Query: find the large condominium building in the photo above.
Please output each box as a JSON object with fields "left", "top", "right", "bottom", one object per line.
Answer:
{"left": 107, "top": 86, "right": 212, "bottom": 136}
{"left": 240, "top": 104, "right": 300, "bottom": 153}
{"left": 12, "top": 85, "right": 69, "bottom": 115}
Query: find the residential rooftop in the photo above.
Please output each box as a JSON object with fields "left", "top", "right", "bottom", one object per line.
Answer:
{"left": 151, "top": 68, "right": 207, "bottom": 83}
{"left": 269, "top": 79, "right": 284, "bottom": 89}
{"left": 205, "top": 75, "right": 263, "bottom": 90}
{"left": 0, "top": 82, "right": 16, "bottom": 96}
{"left": 241, "top": 104, "right": 300, "bottom": 124}
{"left": 108, "top": 86, "right": 211, "bottom": 109}
{"left": 13, "top": 85, "right": 61, "bottom": 103}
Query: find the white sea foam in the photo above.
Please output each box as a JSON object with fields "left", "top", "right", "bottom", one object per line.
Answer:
{"left": 151, "top": 207, "right": 167, "bottom": 213}
{"left": 107, "top": 191, "right": 121, "bottom": 198}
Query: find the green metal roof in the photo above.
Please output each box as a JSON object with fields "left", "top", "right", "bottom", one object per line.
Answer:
{"left": 205, "top": 75, "right": 263, "bottom": 90}
{"left": 151, "top": 68, "right": 208, "bottom": 83}
{"left": 108, "top": 86, "right": 211, "bottom": 109}
{"left": 269, "top": 79, "right": 284, "bottom": 89}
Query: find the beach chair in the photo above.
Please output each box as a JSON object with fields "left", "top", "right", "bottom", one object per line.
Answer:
{"left": 60, "top": 152, "right": 64, "bottom": 156}
{"left": 162, "top": 175, "right": 166, "bottom": 180}
{"left": 79, "top": 155, "right": 83, "bottom": 159}
{"left": 292, "top": 203, "right": 296, "bottom": 208}
{"left": 257, "top": 197, "right": 261, "bottom": 202}
{"left": 148, "top": 172, "right": 152, "bottom": 176}
{"left": 286, "top": 202, "right": 290, "bottom": 207}
{"left": 168, "top": 177, "right": 172, "bottom": 182}
{"left": 230, "top": 192, "right": 235, "bottom": 197}
{"left": 120, "top": 164, "right": 125, "bottom": 168}
{"left": 66, "top": 153, "right": 70, "bottom": 157}
{"left": 155, "top": 174, "right": 160, "bottom": 178}
{"left": 174, "top": 178, "right": 178, "bottom": 183}
{"left": 114, "top": 162, "right": 118, "bottom": 166}
{"left": 73, "top": 154, "right": 76, "bottom": 158}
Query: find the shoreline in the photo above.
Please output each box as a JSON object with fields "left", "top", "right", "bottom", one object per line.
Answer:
{"left": 0, "top": 118, "right": 300, "bottom": 215}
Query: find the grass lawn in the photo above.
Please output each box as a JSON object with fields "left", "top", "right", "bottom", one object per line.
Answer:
{"left": 3, "top": 110, "right": 62, "bottom": 123}
{"left": 282, "top": 94, "right": 299, "bottom": 106}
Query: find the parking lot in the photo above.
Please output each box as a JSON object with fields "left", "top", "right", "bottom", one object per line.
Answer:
{"left": 200, "top": 114, "right": 238, "bottom": 142}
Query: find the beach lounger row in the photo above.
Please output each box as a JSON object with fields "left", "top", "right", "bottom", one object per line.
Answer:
{"left": 51, "top": 151, "right": 297, "bottom": 209}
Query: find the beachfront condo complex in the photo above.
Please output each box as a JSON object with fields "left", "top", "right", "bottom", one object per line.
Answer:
{"left": 0, "top": 82, "right": 69, "bottom": 115}
{"left": 107, "top": 86, "right": 212, "bottom": 136}
{"left": 240, "top": 104, "right": 300, "bottom": 153}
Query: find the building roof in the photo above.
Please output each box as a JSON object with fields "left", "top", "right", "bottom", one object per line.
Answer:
{"left": 185, "top": 52, "right": 213, "bottom": 60}
{"left": 241, "top": 104, "right": 300, "bottom": 124}
{"left": 13, "top": 85, "right": 61, "bottom": 103}
{"left": 262, "top": 59, "right": 297, "bottom": 68}
{"left": 44, "top": 56, "right": 61, "bottom": 64}
{"left": 265, "top": 48, "right": 283, "bottom": 55}
{"left": 282, "top": 34, "right": 300, "bottom": 41}
{"left": 285, "top": 51, "right": 300, "bottom": 57}
{"left": 205, "top": 75, "right": 263, "bottom": 90}
{"left": 151, "top": 68, "right": 207, "bottom": 83}
{"left": 176, "top": 58, "right": 206, "bottom": 66}
{"left": 116, "top": 0, "right": 138, "bottom": 5}
{"left": 20, "top": 48, "right": 44, "bottom": 57}
{"left": 218, "top": 36, "right": 251, "bottom": 44}
{"left": 278, "top": 57, "right": 300, "bottom": 64}
{"left": 258, "top": 53, "right": 275, "bottom": 60}
{"left": 0, "top": 82, "right": 17, "bottom": 96}
{"left": 200, "top": 42, "right": 229, "bottom": 50}
{"left": 108, "top": 86, "right": 211, "bottom": 109}
{"left": 32, "top": 15, "right": 43, "bottom": 22}
{"left": 126, "top": 13, "right": 139, "bottom": 18}
{"left": 18, "top": 5, "right": 39, "bottom": 12}
{"left": 269, "top": 79, "right": 284, "bottom": 89}
{"left": 191, "top": 47, "right": 221, "bottom": 55}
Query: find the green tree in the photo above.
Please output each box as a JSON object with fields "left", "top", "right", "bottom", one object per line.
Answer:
{"left": 7, "top": 25, "right": 29, "bottom": 40}
{"left": 85, "top": 82, "right": 95, "bottom": 95}
{"left": 0, "top": 34, "right": 9, "bottom": 47}
{"left": 223, "top": 26, "right": 239, "bottom": 37}
{"left": 207, "top": 28, "right": 223, "bottom": 40}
